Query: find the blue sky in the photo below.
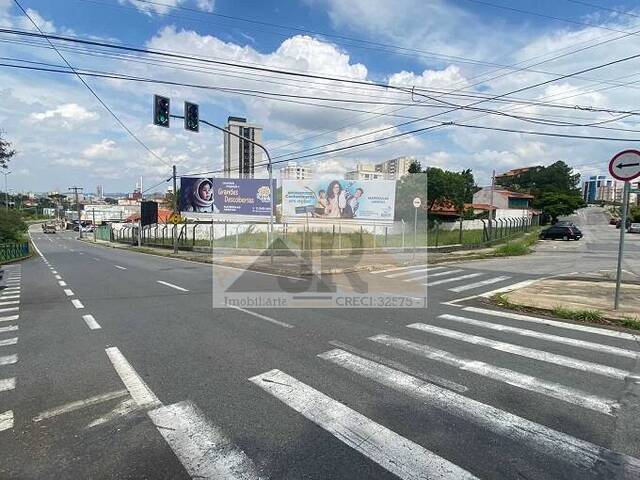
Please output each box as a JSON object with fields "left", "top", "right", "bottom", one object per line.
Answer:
{"left": 1, "top": 0, "right": 640, "bottom": 194}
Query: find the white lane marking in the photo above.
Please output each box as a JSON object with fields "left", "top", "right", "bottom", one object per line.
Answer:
{"left": 0, "top": 337, "right": 17, "bottom": 347}
{"left": 93, "top": 258, "right": 100, "bottom": 261}
{"left": 329, "top": 340, "right": 468, "bottom": 393}
{"left": 78, "top": 252, "right": 84, "bottom": 255}
{"left": 2, "top": 287, "right": 19, "bottom": 292}
{"left": 156, "top": 280, "right": 189, "bottom": 292}
{"left": 58, "top": 281, "right": 67, "bottom": 287}
{"left": 69, "top": 249, "right": 74, "bottom": 252}
{"left": 0, "top": 354, "right": 17, "bottom": 366}
{"left": 64, "top": 289, "right": 74, "bottom": 296}
{"left": 371, "top": 264, "right": 429, "bottom": 274}
{"left": 229, "top": 305, "right": 293, "bottom": 329}
{"left": 423, "top": 269, "right": 464, "bottom": 279}
{"left": 148, "top": 401, "right": 264, "bottom": 480}
{"left": 105, "top": 347, "right": 160, "bottom": 408}
{"left": 0, "top": 325, "right": 17, "bottom": 334}
{"left": 51, "top": 270, "right": 57, "bottom": 274}
{"left": 0, "top": 301, "right": 18, "bottom": 306}
{"left": 0, "top": 295, "right": 19, "bottom": 300}
{"left": 250, "top": 369, "right": 478, "bottom": 480}
{"left": 449, "top": 276, "right": 511, "bottom": 292}
{"left": 370, "top": 334, "right": 619, "bottom": 416}
{"left": 54, "top": 275, "right": 62, "bottom": 280}
{"left": 320, "top": 349, "right": 640, "bottom": 475}
{"left": 385, "top": 267, "right": 432, "bottom": 279}
{"left": 478, "top": 279, "right": 540, "bottom": 298}
{"left": 82, "top": 314, "right": 101, "bottom": 330}
{"left": 439, "top": 314, "right": 639, "bottom": 359}
{"left": 0, "top": 377, "right": 15, "bottom": 392}
{"left": 0, "top": 307, "right": 18, "bottom": 313}
{"left": 425, "top": 273, "right": 483, "bottom": 287}
{"left": 71, "top": 299, "right": 84, "bottom": 309}
{"left": 0, "top": 410, "right": 13, "bottom": 432}
{"left": 407, "top": 323, "right": 632, "bottom": 380}
{"left": 114, "top": 265, "right": 127, "bottom": 270}
{"left": 463, "top": 306, "right": 639, "bottom": 341}
{"left": 33, "top": 389, "right": 128, "bottom": 422}
{"left": 0, "top": 315, "right": 18, "bottom": 323}
{"left": 86, "top": 398, "right": 140, "bottom": 428}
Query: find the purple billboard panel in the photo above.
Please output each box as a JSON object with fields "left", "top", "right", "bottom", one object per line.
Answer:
{"left": 179, "top": 177, "right": 274, "bottom": 216}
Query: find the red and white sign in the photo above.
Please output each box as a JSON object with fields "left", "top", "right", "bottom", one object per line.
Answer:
{"left": 609, "top": 150, "right": 640, "bottom": 182}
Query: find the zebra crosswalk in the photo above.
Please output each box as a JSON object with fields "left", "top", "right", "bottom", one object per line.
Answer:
{"left": 239, "top": 305, "right": 640, "bottom": 479}
{"left": 0, "top": 265, "right": 20, "bottom": 434}
{"left": 370, "top": 264, "right": 519, "bottom": 296}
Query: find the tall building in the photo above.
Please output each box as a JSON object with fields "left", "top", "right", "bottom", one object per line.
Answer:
{"left": 495, "top": 166, "right": 543, "bottom": 187}
{"left": 375, "top": 156, "right": 413, "bottom": 179}
{"left": 96, "top": 185, "right": 104, "bottom": 200}
{"left": 223, "top": 116, "right": 263, "bottom": 178}
{"left": 582, "top": 175, "right": 616, "bottom": 203}
{"left": 280, "top": 161, "right": 312, "bottom": 180}
{"left": 345, "top": 163, "right": 386, "bottom": 181}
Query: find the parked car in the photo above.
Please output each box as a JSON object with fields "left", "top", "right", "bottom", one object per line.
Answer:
{"left": 539, "top": 225, "right": 583, "bottom": 240}
{"left": 43, "top": 223, "right": 56, "bottom": 234}
{"left": 616, "top": 218, "right": 631, "bottom": 229}
{"left": 609, "top": 218, "right": 618, "bottom": 225}
{"left": 554, "top": 220, "right": 577, "bottom": 227}
{"left": 628, "top": 223, "right": 640, "bottom": 234}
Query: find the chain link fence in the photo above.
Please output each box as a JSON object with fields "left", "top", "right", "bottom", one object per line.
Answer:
{"left": 0, "top": 242, "right": 29, "bottom": 262}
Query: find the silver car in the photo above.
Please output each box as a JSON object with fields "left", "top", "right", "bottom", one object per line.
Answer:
{"left": 628, "top": 223, "right": 640, "bottom": 234}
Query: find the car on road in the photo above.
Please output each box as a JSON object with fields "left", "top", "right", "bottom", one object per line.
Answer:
{"left": 609, "top": 218, "right": 618, "bottom": 225}
{"left": 42, "top": 224, "right": 56, "bottom": 234}
{"left": 628, "top": 223, "right": 640, "bottom": 234}
{"left": 616, "top": 218, "right": 631, "bottom": 229}
{"left": 539, "top": 225, "right": 583, "bottom": 240}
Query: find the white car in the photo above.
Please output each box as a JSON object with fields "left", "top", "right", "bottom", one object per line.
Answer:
{"left": 628, "top": 223, "right": 640, "bottom": 234}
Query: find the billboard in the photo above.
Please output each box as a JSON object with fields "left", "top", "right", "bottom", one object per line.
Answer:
{"left": 179, "top": 177, "right": 274, "bottom": 217}
{"left": 282, "top": 179, "right": 396, "bottom": 222}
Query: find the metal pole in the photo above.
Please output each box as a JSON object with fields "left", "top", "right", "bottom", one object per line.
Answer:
{"left": 614, "top": 181, "right": 630, "bottom": 309}
{"left": 3, "top": 171, "right": 9, "bottom": 212}
{"left": 92, "top": 208, "right": 96, "bottom": 242}
{"left": 413, "top": 207, "right": 418, "bottom": 260}
{"left": 138, "top": 176, "right": 143, "bottom": 248}
{"left": 488, "top": 169, "right": 495, "bottom": 239}
{"left": 172, "top": 165, "right": 178, "bottom": 254}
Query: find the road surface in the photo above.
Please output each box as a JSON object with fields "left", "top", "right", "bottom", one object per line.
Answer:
{"left": 1, "top": 212, "right": 639, "bottom": 479}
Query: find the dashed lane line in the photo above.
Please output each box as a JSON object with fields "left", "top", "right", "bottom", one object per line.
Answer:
{"left": 64, "top": 289, "right": 74, "bottom": 296}
{"left": 114, "top": 265, "right": 127, "bottom": 270}
{"left": 156, "top": 280, "right": 188, "bottom": 292}
{"left": 0, "top": 377, "right": 16, "bottom": 392}
{"left": 82, "top": 314, "right": 101, "bottom": 330}
{"left": 229, "top": 305, "right": 294, "bottom": 329}
{"left": 71, "top": 299, "right": 84, "bottom": 309}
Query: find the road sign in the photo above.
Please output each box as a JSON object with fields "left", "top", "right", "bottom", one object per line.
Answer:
{"left": 609, "top": 150, "right": 640, "bottom": 181}
{"left": 413, "top": 197, "right": 422, "bottom": 208}
{"left": 168, "top": 213, "right": 183, "bottom": 224}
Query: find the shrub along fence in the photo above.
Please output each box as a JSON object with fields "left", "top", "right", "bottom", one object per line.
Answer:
{"left": 0, "top": 242, "right": 29, "bottom": 263}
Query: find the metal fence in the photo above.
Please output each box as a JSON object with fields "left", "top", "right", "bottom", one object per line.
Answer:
{"left": 108, "top": 215, "right": 540, "bottom": 253}
{"left": 0, "top": 242, "right": 29, "bottom": 262}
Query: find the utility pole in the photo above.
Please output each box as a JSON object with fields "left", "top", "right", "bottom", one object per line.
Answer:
{"left": 488, "top": 169, "right": 495, "bottom": 240}
{"left": 68, "top": 186, "right": 83, "bottom": 239}
{"left": 138, "top": 175, "right": 143, "bottom": 248}
{"left": 2, "top": 171, "right": 11, "bottom": 212}
{"left": 172, "top": 165, "right": 178, "bottom": 254}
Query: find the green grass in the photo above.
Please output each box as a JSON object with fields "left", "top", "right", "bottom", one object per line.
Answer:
{"left": 551, "top": 306, "right": 604, "bottom": 322}
{"left": 492, "top": 229, "right": 541, "bottom": 256}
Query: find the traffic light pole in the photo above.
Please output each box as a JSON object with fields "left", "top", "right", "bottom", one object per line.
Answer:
{"left": 172, "top": 165, "right": 178, "bottom": 254}
{"left": 170, "top": 115, "right": 275, "bottom": 263}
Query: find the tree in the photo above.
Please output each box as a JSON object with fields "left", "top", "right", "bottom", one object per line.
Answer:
{"left": 0, "top": 132, "right": 16, "bottom": 170}
{"left": 0, "top": 209, "right": 26, "bottom": 242}
{"left": 408, "top": 160, "right": 422, "bottom": 173}
{"left": 496, "top": 161, "right": 584, "bottom": 221}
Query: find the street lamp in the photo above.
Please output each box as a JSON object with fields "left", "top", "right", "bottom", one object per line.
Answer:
{"left": 1, "top": 170, "right": 11, "bottom": 212}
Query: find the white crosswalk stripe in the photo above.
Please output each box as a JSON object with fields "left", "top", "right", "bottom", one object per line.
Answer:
{"left": 407, "top": 323, "right": 632, "bottom": 380}
{"left": 385, "top": 267, "right": 440, "bottom": 279}
{"left": 318, "top": 349, "right": 640, "bottom": 476}
{"left": 369, "top": 334, "right": 620, "bottom": 415}
{"left": 371, "top": 264, "right": 429, "bottom": 274}
{"left": 250, "top": 369, "right": 479, "bottom": 480}
{"left": 449, "top": 275, "right": 511, "bottom": 292}
{"left": 439, "top": 314, "right": 639, "bottom": 359}
{"left": 425, "top": 273, "right": 483, "bottom": 287}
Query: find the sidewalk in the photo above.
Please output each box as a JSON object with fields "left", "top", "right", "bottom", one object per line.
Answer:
{"left": 86, "top": 238, "right": 496, "bottom": 276}
{"left": 500, "top": 273, "right": 640, "bottom": 323}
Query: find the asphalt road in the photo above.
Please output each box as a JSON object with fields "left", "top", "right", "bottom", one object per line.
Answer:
{"left": 1, "top": 213, "right": 640, "bottom": 479}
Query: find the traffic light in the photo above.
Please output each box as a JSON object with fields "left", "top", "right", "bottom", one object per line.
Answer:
{"left": 184, "top": 101, "right": 199, "bottom": 132}
{"left": 153, "top": 95, "right": 170, "bottom": 128}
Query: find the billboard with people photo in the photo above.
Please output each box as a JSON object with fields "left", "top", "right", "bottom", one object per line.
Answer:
{"left": 282, "top": 179, "right": 396, "bottom": 222}
{"left": 179, "top": 177, "right": 274, "bottom": 217}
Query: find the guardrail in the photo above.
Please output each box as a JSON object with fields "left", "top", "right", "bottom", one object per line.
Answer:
{"left": 0, "top": 242, "right": 29, "bottom": 263}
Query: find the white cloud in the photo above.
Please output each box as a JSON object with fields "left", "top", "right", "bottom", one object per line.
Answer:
{"left": 51, "top": 157, "right": 94, "bottom": 168}
{"left": 31, "top": 103, "right": 98, "bottom": 123}
{"left": 83, "top": 139, "right": 116, "bottom": 158}
{"left": 196, "top": 0, "right": 214, "bottom": 13}
{"left": 119, "top": 0, "right": 185, "bottom": 15}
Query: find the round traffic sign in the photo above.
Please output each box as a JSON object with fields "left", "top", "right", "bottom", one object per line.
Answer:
{"left": 609, "top": 150, "right": 640, "bottom": 181}
{"left": 413, "top": 197, "right": 422, "bottom": 208}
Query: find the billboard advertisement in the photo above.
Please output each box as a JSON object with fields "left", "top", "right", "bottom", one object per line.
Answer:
{"left": 179, "top": 177, "right": 274, "bottom": 217}
{"left": 282, "top": 179, "right": 396, "bottom": 222}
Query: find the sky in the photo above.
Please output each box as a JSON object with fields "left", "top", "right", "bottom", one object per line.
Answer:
{"left": 1, "top": 0, "right": 640, "bottom": 195}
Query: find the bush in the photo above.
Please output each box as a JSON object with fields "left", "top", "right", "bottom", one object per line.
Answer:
{"left": 0, "top": 209, "right": 27, "bottom": 242}
{"left": 494, "top": 241, "right": 530, "bottom": 256}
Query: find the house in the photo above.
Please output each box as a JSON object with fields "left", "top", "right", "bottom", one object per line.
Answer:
{"left": 472, "top": 187, "right": 540, "bottom": 219}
